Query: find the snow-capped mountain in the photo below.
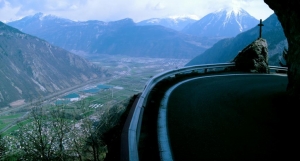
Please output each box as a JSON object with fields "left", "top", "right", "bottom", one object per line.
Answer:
{"left": 137, "top": 16, "right": 197, "bottom": 31}
{"left": 10, "top": 12, "right": 77, "bottom": 32}
{"left": 182, "top": 7, "right": 258, "bottom": 38}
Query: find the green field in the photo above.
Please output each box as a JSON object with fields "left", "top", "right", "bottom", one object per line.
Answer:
{"left": 2, "top": 119, "right": 32, "bottom": 136}
{"left": 0, "top": 114, "right": 22, "bottom": 119}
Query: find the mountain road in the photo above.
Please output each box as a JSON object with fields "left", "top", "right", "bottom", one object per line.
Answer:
{"left": 166, "top": 74, "right": 293, "bottom": 160}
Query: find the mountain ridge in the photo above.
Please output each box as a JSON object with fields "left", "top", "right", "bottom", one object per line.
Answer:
{"left": 137, "top": 16, "right": 197, "bottom": 31}
{"left": 182, "top": 7, "right": 258, "bottom": 38}
{"left": 8, "top": 13, "right": 217, "bottom": 59}
{"left": 0, "top": 21, "right": 109, "bottom": 107}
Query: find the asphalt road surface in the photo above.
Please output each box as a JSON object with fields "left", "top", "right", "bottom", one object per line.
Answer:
{"left": 167, "top": 74, "right": 294, "bottom": 160}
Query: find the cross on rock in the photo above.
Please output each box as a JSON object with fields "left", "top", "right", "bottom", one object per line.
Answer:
{"left": 258, "top": 19, "right": 264, "bottom": 38}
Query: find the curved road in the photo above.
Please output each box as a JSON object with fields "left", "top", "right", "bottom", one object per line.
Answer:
{"left": 166, "top": 74, "right": 291, "bottom": 160}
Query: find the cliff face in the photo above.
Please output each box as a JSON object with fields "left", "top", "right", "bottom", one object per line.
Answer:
{"left": 264, "top": 0, "right": 300, "bottom": 99}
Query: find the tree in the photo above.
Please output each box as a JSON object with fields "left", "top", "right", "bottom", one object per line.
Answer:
{"left": 17, "top": 106, "right": 55, "bottom": 161}
{"left": 50, "top": 105, "right": 72, "bottom": 161}
{"left": 71, "top": 100, "right": 107, "bottom": 161}
{"left": 0, "top": 133, "right": 5, "bottom": 160}
{"left": 16, "top": 103, "right": 84, "bottom": 161}
{"left": 3, "top": 98, "right": 126, "bottom": 161}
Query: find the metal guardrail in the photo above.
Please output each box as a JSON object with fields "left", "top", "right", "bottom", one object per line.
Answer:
{"left": 121, "top": 63, "right": 235, "bottom": 161}
{"left": 121, "top": 63, "right": 287, "bottom": 161}
{"left": 269, "top": 66, "right": 288, "bottom": 72}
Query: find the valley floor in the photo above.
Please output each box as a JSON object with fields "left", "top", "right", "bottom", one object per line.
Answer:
{"left": 0, "top": 56, "right": 189, "bottom": 135}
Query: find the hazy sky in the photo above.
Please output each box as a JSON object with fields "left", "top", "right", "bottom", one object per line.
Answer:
{"left": 0, "top": 0, "right": 274, "bottom": 23}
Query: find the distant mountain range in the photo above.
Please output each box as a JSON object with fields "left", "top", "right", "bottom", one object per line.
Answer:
{"left": 8, "top": 13, "right": 217, "bottom": 59}
{"left": 0, "top": 22, "right": 109, "bottom": 107}
{"left": 186, "top": 14, "right": 287, "bottom": 66}
{"left": 137, "top": 16, "right": 197, "bottom": 31}
{"left": 182, "top": 7, "right": 258, "bottom": 38}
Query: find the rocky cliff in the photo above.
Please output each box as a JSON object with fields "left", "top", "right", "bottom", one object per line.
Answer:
{"left": 233, "top": 38, "right": 269, "bottom": 73}
{"left": 0, "top": 22, "right": 109, "bottom": 107}
{"left": 264, "top": 0, "right": 300, "bottom": 99}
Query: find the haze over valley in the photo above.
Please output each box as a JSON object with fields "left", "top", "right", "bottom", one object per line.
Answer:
{"left": 1, "top": 1, "right": 287, "bottom": 159}
{"left": 0, "top": 4, "right": 284, "bottom": 129}
{"left": 2, "top": 6, "right": 277, "bottom": 106}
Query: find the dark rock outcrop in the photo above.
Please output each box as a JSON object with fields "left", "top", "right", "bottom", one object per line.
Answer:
{"left": 264, "top": 0, "right": 300, "bottom": 99}
{"left": 233, "top": 38, "right": 269, "bottom": 73}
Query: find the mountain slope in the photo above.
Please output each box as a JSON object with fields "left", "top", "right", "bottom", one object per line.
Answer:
{"left": 186, "top": 14, "right": 287, "bottom": 66}
{"left": 8, "top": 13, "right": 218, "bottom": 59}
{"left": 182, "top": 7, "right": 258, "bottom": 38}
{"left": 137, "top": 17, "right": 197, "bottom": 31}
{"left": 0, "top": 22, "right": 109, "bottom": 107}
